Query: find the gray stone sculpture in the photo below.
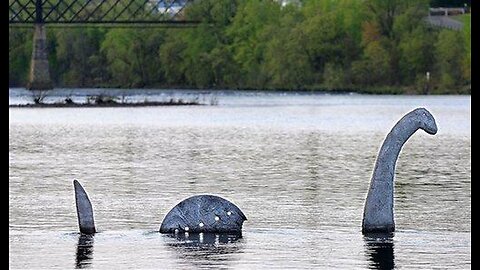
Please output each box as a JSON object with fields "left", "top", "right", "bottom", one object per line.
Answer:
{"left": 159, "top": 195, "right": 247, "bottom": 234}
{"left": 362, "top": 108, "right": 437, "bottom": 233}
{"left": 73, "top": 181, "right": 246, "bottom": 234}
{"left": 74, "top": 180, "right": 96, "bottom": 234}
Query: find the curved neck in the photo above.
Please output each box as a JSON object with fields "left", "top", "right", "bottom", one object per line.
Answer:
{"left": 371, "top": 114, "right": 421, "bottom": 183}
{"left": 362, "top": 112, "right": 422, "bottom": 233}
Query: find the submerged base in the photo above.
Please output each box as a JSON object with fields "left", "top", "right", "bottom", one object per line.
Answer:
{"left": 362, "top": 224, "right": 395, "bottom": 234}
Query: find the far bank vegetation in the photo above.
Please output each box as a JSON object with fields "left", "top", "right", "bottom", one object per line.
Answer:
{"left": 9, "top": 0, "right": 471, "bottom": 94}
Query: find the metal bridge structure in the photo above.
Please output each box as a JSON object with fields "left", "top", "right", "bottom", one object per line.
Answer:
{"left": 9, "top": 0, "right": 198, "bottom": 90}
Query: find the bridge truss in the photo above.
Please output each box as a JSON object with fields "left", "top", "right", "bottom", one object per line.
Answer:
{"left": 9, "top": 0, "right": 199, "bottom": 26}
{"left": 9, "top": 0, "right": 201, "bottom": 90}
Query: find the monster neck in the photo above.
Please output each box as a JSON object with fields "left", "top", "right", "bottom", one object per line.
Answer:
{"left": 362, "top": 112, "right": 422, "bottom": 233}
{"left": 371, "top": 114, "right": 421, "bottom": 184}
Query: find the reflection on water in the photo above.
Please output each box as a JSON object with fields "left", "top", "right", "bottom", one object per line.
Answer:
{"left": 166, "top": 233, "right": 244, "bottom": 269}
{"left": 166, "top": 232, "right": 243, "bottom": 247}
{"left": 75, "top": 234, "right": 94, "bottom": 269}
{"left": 364, "top": 233, "right": 395, "bottom": 270}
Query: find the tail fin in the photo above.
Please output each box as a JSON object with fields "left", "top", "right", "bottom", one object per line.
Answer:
{"left": 74, "top": 180, "right": 96, "bottom": 234}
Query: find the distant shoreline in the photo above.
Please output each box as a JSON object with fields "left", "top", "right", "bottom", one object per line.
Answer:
{"left": 9, "top": 101, "right": 203, "bottom": 108}
{"left": 8, "top": 86, "right": 471, "bottom": 95}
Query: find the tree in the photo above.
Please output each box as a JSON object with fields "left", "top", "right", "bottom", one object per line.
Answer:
{"left": 9, "top": 28, "right": 32, "bottom": 86}
{"left": 351, "top": 39, "right": 392, "bottom": 86}
{"left": 434, "top": 29, "right": 466, "bottom": 90}
{"left": 262, "top": 5, "right": 312, "bottom": 89}
{"left": 54, "top": 28, "right": 108, "bottom": 87}
{"left": 398, "top": 26, "right": 435, "bottom": 84}
{"left": 101, "top": 29, "right": 164, "bottom": 87}
{"left": 226, "top": 0, "right": 282, "bottom": 88}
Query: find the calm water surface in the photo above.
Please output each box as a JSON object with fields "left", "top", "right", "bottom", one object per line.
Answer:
{"left": 9, "top": 89, "right": 471, "bottom": 269}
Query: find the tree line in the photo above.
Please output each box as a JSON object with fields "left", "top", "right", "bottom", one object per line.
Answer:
{"left": 9, "top": 0, "right": 471, "bottom": 94}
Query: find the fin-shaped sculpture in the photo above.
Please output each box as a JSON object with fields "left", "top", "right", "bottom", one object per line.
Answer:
{"left": 74, "top": 180, "right": 96, "bottom": 234}
{"left": 72, "top": 181, "right": 246, "bottom": 234}
{"left": 362, "top": 108, "right": 437, "bottom": 233}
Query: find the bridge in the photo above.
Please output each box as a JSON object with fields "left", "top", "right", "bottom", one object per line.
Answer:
{"left": 9, "top": 0, "right": 198, "bottom": 90}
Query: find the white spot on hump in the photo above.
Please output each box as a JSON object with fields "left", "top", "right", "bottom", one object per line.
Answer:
{"left": 227, "top": 211, "right": 232, "bottom": 216}
{"left": 185, "top": 226, "right": 189, "bottom": 231}
{"left": 215, "top": 216, "right": 220, "bottom": 221}
{"left": 199, "top": 222, "right": 204, "bottom": 227}
{"left": 174, "top": 229, "right": 179, "bottom": 234}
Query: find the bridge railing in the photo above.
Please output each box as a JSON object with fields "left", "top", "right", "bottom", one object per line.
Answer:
{"left": 9, "top": 0, "right": 200, "bottom": 91}
{"left": 9, "top": 0, "right": 198, "bottom": 25}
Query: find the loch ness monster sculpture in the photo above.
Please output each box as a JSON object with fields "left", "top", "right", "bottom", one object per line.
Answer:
{"left": 362, "top": 107, "right": 437, "bottom": 234}
{"left": 73, "top": 107, "right": 436, "bottom": 235}
{"left": 73, "top": 180, "right": 246, "bottom": 234}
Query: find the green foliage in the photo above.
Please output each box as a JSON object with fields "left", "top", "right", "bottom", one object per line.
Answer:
{"left": 9, "top": 28, "right": 32, "bottom": 86}
{"left": 262, "top": 6, "right": 312, "bottom": 89}
{"left": 8, "top": 0, "right": 470, "bottom": 94}
{"left": 226, "top": 0, "right": 282, "bottom": 88}
{"left": 101, "top": 29, "right": 165, "bottom": 87}
{"left": 398, "top": 26, "right": 436, "bottom": 83}
{"left": 458, "top": 14, "right": 471, "bottom": 83}
{"left": 434, "top": 29, "right": 467, "bottom": 90}
{"left": 159, "top": 31, "right": 188, "bottom": 86}
{"left": 54, "top": 28, "right": 108, "bottom": 87}
{"left": 351, "top": 39, "right": 392, "bottom": 85}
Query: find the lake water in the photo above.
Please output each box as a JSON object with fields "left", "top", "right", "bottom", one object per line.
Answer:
{"left": 9, "top": 88, "right": 471, "bottom": 269}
